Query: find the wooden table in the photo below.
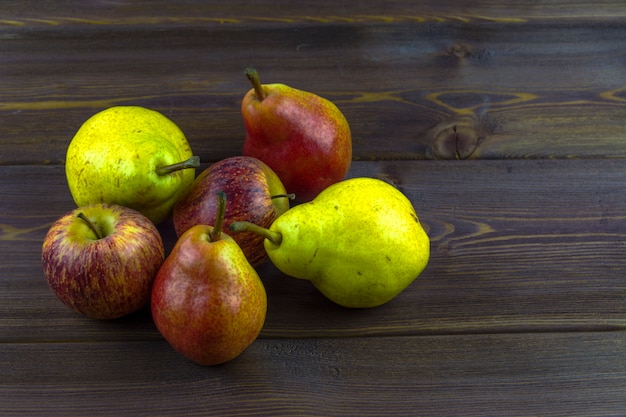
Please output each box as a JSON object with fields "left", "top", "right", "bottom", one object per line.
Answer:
{"left": 2, "top": 2, "right": 626, "bottom": 415}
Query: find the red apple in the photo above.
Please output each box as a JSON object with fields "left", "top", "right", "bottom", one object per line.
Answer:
{"left": 152, "top": 192, "right": 267, "bottom": 365}
{"left": 172, "top": 155, "right": 292, "bottom": 267}
{"left": 42, "top": 203, "right": 165, "bottom": 320}
{"left": 241, "top": 67, "right": 352, "bottom": 202}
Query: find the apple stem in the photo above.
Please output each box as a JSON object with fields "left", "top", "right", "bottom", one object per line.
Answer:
{"left": 271, "top": 193, "right": 296, "bottom": 201}
{"left": 245, "top": 66, "right": 266, "bottom": 101}
{"left": 210, "top": 191, "right": 227, "bottom": 242}
{"left": 77, "top": 212, "right": 103, "bottom": 240}
{"left": 229, "top": 221, "right": 283, "bottom": 246}
{"left": 156, "top": 155, "right": 200, "bottom": 176}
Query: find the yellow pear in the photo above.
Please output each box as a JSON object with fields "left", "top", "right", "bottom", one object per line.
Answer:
{"left": 65, "top": 106, "right": 199, "bottom": 224}
{"left": 231, "top": 177, "right": 430, "bottom": 308}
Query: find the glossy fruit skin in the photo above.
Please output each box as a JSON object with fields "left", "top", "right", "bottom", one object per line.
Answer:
{"left": 173, "top": 156, "right": 289, "bottom": 267}
{"left": 241, "top": 83, "right": 352, "bottom": 202}
{"left": 42, "top": 203, "right": 165, "bottom": 319}
{"left": 264, "top": 177, "right": 430, "bottom": 308}
{"left": 151, "top": 225, "right": 267, "bottom": 366}
{"left": 65, "top": 106, "right": 196, "bottom": 224}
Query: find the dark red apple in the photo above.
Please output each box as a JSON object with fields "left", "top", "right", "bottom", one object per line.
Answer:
{"left": 42, "top": 203, "right": 165, "bottom": 320}
{"left": 172, "top": 155, "right": 291, "bottom": 266}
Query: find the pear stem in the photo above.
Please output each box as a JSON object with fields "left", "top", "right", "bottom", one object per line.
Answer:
{"left": 229, "top": 221, "right": 282, "bottom": 246}
{"left": 271, "top": 193, "right": 296, "bottom": 201}
{"left": 210, "top": 191, "right": 227, "bottom": 242}
{"left": 77, "top": 212, "right": 103, "bottom": 240}
{"left": 245, "top": 66, "right": 266, "bottom": 101}
{"left": 156, "top": 155, "right": 200, "bottom": 176}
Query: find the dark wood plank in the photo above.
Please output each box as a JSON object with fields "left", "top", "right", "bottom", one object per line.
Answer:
{"left": 3, "top": 2, "right": 626, "bottom": 415}
{"left": 4, "top": 0, "right": 626, "bottom": 24}
{"left": 3, "top": 159, "right": 625, "bottom": 343}
{"left": 2, "top": 332, "right": 626, "bottom": 416}
{"left": 2, "top": 7, "right": 626, "bottom": 165}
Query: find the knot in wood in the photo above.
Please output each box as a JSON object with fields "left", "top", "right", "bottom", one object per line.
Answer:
{"left": 447, "top": 43, "right": 471, "bottom": 59}
{"left": 429, "top": 121, "right": 479, "bottom": 160}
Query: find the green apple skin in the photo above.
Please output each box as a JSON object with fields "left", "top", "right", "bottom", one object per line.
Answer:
{"left": 65, "top": 106, "right": 196, "bottom": 224}
{"left": 42, "top": 203, "right": 165, "bottom": 320}
{"left": 151, "top": 224, "right": 267, "bottom": 366}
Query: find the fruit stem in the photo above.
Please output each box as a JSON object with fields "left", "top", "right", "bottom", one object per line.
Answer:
{"left": 77, "top": 212, "right": 103, "bottom": 240}
{"left": 156, "top": 155, "right": 200, "bottom": 176}
{"left": 271, "top": 193, "right": 296, "bottom": 201}
{"left": 245, "top": 66, "right": 266, "bottom": 101}
{"left": 229, "top": 221, "right": 282, "bottom": 246}
{"left": 210, "top": 191, "right": 227, "bottom": 242}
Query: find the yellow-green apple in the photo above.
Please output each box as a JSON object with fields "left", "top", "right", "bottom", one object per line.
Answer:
{"left": 42, "top": 203, "right": 165, "bottom": 319}
{"left": 172, "top": 156, "right": 292, "bottom": 267}
{"left": 241, "top": 67, "right": 352, "bottom": 202}
{"left": 152, "top": 192, "right": 267, "bottom": 365}
{"left": 65, "top": 106, "right": 200, "bottom": 224}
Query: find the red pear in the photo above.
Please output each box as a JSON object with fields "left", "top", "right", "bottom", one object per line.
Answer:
{"left": 151, "top": 192, "right": 267, "bottom": 366}
{"left": 241, "top": 67, "right": 352, "bottom": 202}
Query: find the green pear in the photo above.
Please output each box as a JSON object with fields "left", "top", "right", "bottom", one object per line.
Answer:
{"left": 230, "top": 177, "right": 430, "bottom": 308}
{"left": 65, "top": 106, "right": 199, "bottom": 224}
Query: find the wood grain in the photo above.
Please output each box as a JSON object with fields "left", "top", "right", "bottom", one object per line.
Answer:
{"left": 2, "top": 333, "right": 626, "bottom": 416}
{"left": 2, "top": 1, "right": 626, "bottom": 416}
{"left": 2, "top": 3, "right": 626, "bottom": 164}
{"left": 4, "top": 0, "right": 626, "bottom": 25}
{"left": 2, "top": 161, "right": 625, "bottom": 343}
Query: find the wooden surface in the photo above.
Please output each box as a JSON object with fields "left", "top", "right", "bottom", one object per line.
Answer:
{"left": 2, "top": 1, "right": 626, "bottom": 415}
